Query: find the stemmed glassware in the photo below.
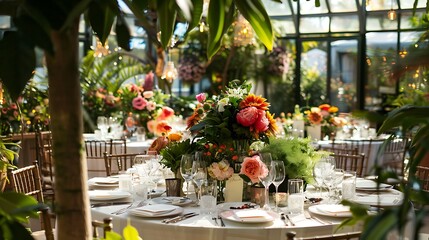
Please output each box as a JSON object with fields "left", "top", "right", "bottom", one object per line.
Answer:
{"left": 258, "top": 153, "right": 275, "bottom": 211}
{"left": 313, "top": 156, "right": 335, "bottom": 199}
{"left": 180, "top": 154, "right": 194, "bottom": 198}
{"left": 97, "top": 116, "right": 108, "bottom": 139}
{"left": 192, "top": 152, "right": 207, "bottom": 204}
{"left": 272, "top": 160, "right": 285, "bottom": 212}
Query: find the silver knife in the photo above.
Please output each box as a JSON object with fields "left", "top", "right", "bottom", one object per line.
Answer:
{"left": 168, "top": 213, "right": 199, "bottom": 223}
{"left": 91, "top": 201, "right": 131, "bottom": 208}
{"left": 162, "top": 212, "right": 196, "bottom": 223}
{"left": 285, "top": 214, "right": 295, "bottom": 226}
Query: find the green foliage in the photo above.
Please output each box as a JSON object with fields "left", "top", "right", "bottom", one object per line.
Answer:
{"left": 0, "top": 192, "right": 42, "bottom": 240}
{"left": 160, "top": 139, "right": 195, "bottom": 174}
{"left": 260, "top": 137, "right": 329, "bottom": 183}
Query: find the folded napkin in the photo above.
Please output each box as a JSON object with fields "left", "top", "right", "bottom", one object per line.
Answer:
{"left": 88, "top": 190, "right": 131, "bottom": 200}
{"left": 355, "top": 195, "right": 400, "bottom": 206}
{"left": 93, "top": 177, "right": 118, "bottom": 184}
{"left": 134, "top": 204, "right": 177, "bottom": 214}
{"left": 316, "top": 204, "right": 351, "bottom": 217}
{"left": 234, "top": 209, "right": 272, "bottom": 219}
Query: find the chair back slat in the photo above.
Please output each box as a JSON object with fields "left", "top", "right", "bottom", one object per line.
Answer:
{"left": 416, "top": 166, "right": 429, "bottom": 192}
{"left": 9, "top": 162, "right": 54, "bottom": 240}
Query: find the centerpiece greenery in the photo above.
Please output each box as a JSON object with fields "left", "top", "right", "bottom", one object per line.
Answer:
{"left": 259, "top": 137, "right": 329, "bottom": 185}
{"left": 187, "top": 80, "right": 278, "bottom": 181}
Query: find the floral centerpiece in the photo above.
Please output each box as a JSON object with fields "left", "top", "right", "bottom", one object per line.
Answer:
{"left": 119, "top": 73, "right": 172, "bottom": 138}
{"left": 187, "top": 80, "right": 278, "bottom": 181}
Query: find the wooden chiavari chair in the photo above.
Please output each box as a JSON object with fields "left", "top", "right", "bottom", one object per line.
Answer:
{"left": 92, "top": 217, "right": 113, "bottom": 240}
{"left": 331, "top": 153, "right": 366, "bottom": 177}
{"left": 8, "top": 161, "right": 54, "bottom": 240}
{"left": 381, "top": 137, "right": 408, "bottom": 175}
{"left": 416, "top": 166, "right": 429, "bottom": 192}
{"left": 85, "top": 138, "right": 127, "bottom": 177}
{"left": 103, "top": 152, "right": 146, "bottom": 176}
{"left": 35, "top": 130, "right": 55, "bottom": 204}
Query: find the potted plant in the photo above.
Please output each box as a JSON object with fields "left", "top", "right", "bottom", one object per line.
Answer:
{"left": 0, "top": 138, "right": 19, "bottom": 192}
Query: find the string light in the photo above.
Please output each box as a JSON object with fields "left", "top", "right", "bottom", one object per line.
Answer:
{"left": 93, "top": 38, "right": 110, "bottom": 57}
{"left": 387, "top": 0, "right": 396, "bottom": 20}
{"left": 233, "top": 15, "right": 254, "bottom": 47}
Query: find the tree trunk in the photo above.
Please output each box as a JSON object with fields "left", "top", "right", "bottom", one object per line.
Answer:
{"left": 45, "top": 18, "right": 91, "bottom": 239}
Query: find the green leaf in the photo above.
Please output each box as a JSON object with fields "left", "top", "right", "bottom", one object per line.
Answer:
{"left": 116, "top": 15, "right": 131, "bottom": 51}
{"left": 131, "top": 0, "right": 149, "bottom": 11}
{"left": 185, "top": 0, "right": 204, "bottom": 34}
{"left": 207, "top": 0, "right": 225, "bottom": 59}
{"left": 235, "top": 0, "right": 273, "bottom": 51}
{"left": 13, "top": 14, "right": 54, "bottom": 55}
{"left": 157, "top": 0, "right": 177, "bottom": 49}
{"left": 88, "top": 0, "right": 116, "bottom": 44}
{"left": 105, "top": 231, "right": 122, "bottom": 240}
{"left": 61, "top": 0, "right": 92, "bottom": 32}
{"left": 0, "top": 31, "right": 35, "bottom": 101}
{"left": 123, "top": 221, "right": 140, "bottom": 240}
{"left": 175, "top": 0, "right": 193, "bottom": 21}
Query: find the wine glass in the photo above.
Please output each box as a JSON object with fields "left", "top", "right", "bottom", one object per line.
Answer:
{"left": 191, "top": 152, "right": 207, "bottom": 204}
{"left": 97, "top": 116, "right": 108, "bottom": 139}
{"left": 258, "top": 152, "right": 275, "bottom": 211}
{"left": 314, "top": 156, "right": 335, "bottom": 201}
{"left": 180, "top": 154, "right": 194, "bottom": 198}
{"left": 272, "top": 160, "right": 285, "bottom": 212}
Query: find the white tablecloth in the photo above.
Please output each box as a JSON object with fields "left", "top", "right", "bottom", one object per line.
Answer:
{"left": 91, "top": 203, "right": 360, "bottom": 240}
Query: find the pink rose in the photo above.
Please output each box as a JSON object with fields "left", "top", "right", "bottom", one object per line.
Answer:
{"left": 132, "top": 94, "right": 148, "bottom": 110}
{"left": 236, "top": 107, "right": 259, "bottom": 127}
{"left": 240, "top": 155, "right": 267, "bottom": 183}
{"left": 143, "top": 91, "right": 154, "bottom": 99}
{"left": 254, "top": 110, "right": 269, "bottom": 132}
{"left": 208, "top": 160, "right": 234, "bottom": 180}
{"left": 196, "top": 93, "right": 206, "bottom": 103}
{"left": 158, "top": 106, "right": 174, "bottom": 120}
{"left": 146, "top": 101, "right": 156, "bottom": 111}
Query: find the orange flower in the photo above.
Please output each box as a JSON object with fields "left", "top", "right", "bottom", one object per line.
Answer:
{"left": 239, "top": 94, "right": 269, "bottom": 110}
{"left": 319, "top": 104, "right": 331, "bottom": 111}
{"left": 155, "top": 121, "right": 171, "bottom": 135}
{"left": 186, "top": 111, "right": 201, "bottom": 129}
{"left": 328, "top": 106, "right": 339, "bottom": 113}
{"left": 308, "top": 111, "right": 323, "bottom": 124}
{"left": 266, "top": 111, "right": 278, "bottom": 136}
{"left": 168, "top": 132, "right": 182, "bottom": 142}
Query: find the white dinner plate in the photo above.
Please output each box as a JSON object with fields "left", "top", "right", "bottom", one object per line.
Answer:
{"left": 308, "top": 204, "right": 352, "bottom": 217}
{"left": 128, "top": 204, "right": 183, "bottom": 217}
{"left": 217, "top": 202, "right": 260, "bottom": 211}
{"left": 150, "top": 197, "right": 193, "bottom": 206}
{"left": 353, "top": 195, "right": 402, "bottom": 207}
{"left": 148, "top": 189, "right": 166, "bottom": 198}
{"left": 356, "top": 179, "right": 392, "bottom": 191}
{"left": 219, "top": 209, "right": 275, "bottom": 223}
{"left": 88, "top": 190, "right": 131, "bottom": 201}
{"left": 88, "top": 178, "right": 119, "bottom": 189}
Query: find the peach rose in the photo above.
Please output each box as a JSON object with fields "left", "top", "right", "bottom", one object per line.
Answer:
{"left": 146, "top": 101, "right": 157, "bottom": 111}
{"left": 147, "top": 119, "right": 156, "bottom": 133}
{"left": 158, "top": 106, "right": 174, "bottom": 120}
{"left": 240, "top": 155, "right": 267, "bottom": 183}
{"left": 236, "top": 106, "right": 259, "bottom": 127}
{"left": 143, "top": 91, "right": 154, "bottom": 99}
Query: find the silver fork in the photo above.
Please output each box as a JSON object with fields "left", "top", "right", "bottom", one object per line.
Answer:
{"left": 111, "top": 202, "right": 136, "bottom": 215}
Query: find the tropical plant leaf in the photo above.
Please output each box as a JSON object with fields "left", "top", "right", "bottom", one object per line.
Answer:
{"left": 88, "top": 0, "right": 116, "bottom": 44}
{"left": 105, "top": 231, "right": 122, "bottom": 240}
{"left": 130, "top": 0, "right": 149, "bottom": 11}
{"left": 61, "top": 0, "right": 92, "bottom": 32}
{"left": 175, "top": 0, "right": 192, "bottom": 21}
{"left": 122, "top": 222, "right": 139, "bottom": 240}
{"left": 116, "top": 14, "right": 131, "bottom": 51}
{"left": 157, "top": 0, "right": 177, "bottom": 49}
{"left": 0, "top": 31, "right": 35, "bottom": 101}
{"left": 378, "top": 105, "right": 429, "bottom": 133}
{"left": 207, "top": 0, "right": 233, "bottom": 59}
{"left": 235, "top": 0, "right": 273, "bottom": 51}
{"left": 13, "top": 14, "right": 54, "bottom": 54}
{"left": 185, "top": 0, "right": 203, "bottom": 34}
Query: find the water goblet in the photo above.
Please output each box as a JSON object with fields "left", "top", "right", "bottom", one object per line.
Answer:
{"left": 258, "top": 152, "right": 275, "bottom": 211}
{"left": 272, "top": 160, "right": 285, "bottom": 212}
{"left": 180, "top": 154, "right": 194, "bottom": 198}
{"left": 192, "top": 152, "right": 207, "bottom": 204}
